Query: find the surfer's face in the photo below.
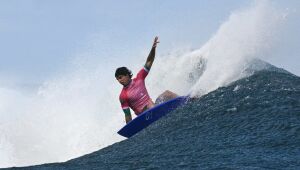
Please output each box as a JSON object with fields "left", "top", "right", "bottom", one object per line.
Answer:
{"left": 116, "top": 74, "right": 131, "bottom": 86}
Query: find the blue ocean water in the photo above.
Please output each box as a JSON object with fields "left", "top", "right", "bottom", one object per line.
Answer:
{"left": 5, "top": 67, "right": 300, "bottom": 169}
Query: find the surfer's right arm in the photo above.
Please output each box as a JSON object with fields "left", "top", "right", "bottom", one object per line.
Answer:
{"left": 120, "top": 94, "right": 132, "bottom": 124}
{"left": 123, "top": 108, "right": 132, "bottom": 123}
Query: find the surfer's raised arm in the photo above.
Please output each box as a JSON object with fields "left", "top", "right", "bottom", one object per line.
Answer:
{"left": 144, "top": 36, "right": 159, "bottom": 71}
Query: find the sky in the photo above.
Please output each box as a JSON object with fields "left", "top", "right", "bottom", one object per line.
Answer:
{"left": 0, "top": 0, "right": 298, "bottom": 88}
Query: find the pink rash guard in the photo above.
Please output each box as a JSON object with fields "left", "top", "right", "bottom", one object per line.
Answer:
{"left": 119, "top": 67, "right": 153, "bottom": 115}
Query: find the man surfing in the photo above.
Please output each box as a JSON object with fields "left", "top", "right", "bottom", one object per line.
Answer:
{"left": 115, "top": 36, "right": 178, "bottom": 123}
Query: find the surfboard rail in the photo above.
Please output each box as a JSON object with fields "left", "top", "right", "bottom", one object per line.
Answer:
{"left": 117, "top": 96, "right": 189, "bottom": 138}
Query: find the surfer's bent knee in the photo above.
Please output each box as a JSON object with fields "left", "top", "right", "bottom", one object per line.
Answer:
{"left": 155, "top": 90, "right": 178, "bottom": 105}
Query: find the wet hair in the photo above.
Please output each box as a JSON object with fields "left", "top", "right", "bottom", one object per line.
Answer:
{"left": 115, "top": 67, "right": 133, "bottom": 78}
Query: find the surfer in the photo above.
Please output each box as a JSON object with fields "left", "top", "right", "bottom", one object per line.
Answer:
{"left": 115, "top": 36, "right": 178, "bottom": 123}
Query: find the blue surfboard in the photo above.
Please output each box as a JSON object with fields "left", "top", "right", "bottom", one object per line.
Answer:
{"left": 117, "top": 96, "right": 189, "bottom": 138}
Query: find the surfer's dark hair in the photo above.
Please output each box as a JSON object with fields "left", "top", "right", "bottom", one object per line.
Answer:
{"left": 115, "top": 67, "right": 133, "bottom": 78}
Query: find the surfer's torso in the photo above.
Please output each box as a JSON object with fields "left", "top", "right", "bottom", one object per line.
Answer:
{"left": 119, "top": 67, "right": 154, "bottom": 115}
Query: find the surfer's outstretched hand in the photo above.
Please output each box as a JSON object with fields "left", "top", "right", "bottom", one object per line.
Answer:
{"left": 152, "top": 36, "right": 159, "bottom": 48}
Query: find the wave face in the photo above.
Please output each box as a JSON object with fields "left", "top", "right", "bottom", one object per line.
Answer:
{"left": 13, "top": 66, "right": 300, "bottom": 170}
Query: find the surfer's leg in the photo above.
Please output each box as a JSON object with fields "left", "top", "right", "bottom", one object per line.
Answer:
{"left": 146, "top": 100, "right": 155, "bottom": 110}
{"left": 138, "top": 100, "right": 155, "bottom": 115}
{"left": 155, "top": 90, "right": 178, "bottom": 104}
